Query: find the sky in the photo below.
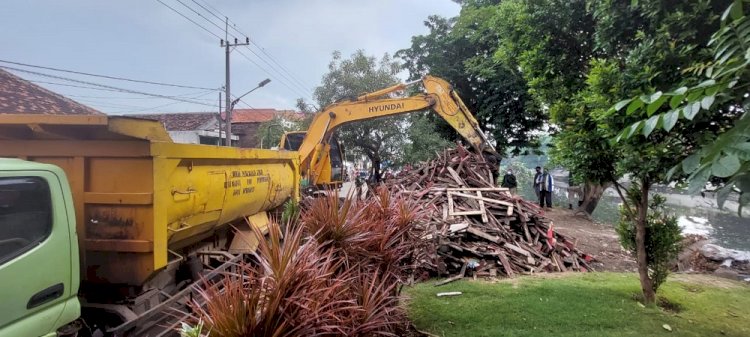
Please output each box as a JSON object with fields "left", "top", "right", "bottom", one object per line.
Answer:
{"left": 0, "top": 0, "right": 461, "bottom": 114}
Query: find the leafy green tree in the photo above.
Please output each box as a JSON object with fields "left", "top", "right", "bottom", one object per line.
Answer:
{"left": 313, "top": 50, "right": 406, "bottom": 181}
{"left": 256, "top": 114, "right": 293, "bottom": 149}
{"left": 396, "top": 3, "right": 545, "bottom": 155}
{"left": 484, "top": 0, "right": 728, "bottom": 303}
{"left": 400, "top": 113, "right": 453, "bottom": 165}
{"left": 586, "top": 0, "right": 729, "bottom": 304}
{"left": 488, "top": 0, "right": 610, "bottom": 214}
{"left": 614, "top": 0, "right": 750, "bottom": 214}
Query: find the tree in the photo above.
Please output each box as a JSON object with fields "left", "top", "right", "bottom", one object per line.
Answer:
{"left": 482, "top": 0, "right": 729, "bottom": 303}
{"left": 313, "top": 50, "right": 406, "bottom": 182}
{"left": 614, "top": 0, "right": 750, "bottom": 215}
{"left": 489, "top": 0, "right": 613, "bottom": 215}
{"left": 396, "top": 3, "right": 545, "bottom": 156}
{"left": 400, "top": 113, "right": 453, "bottom": 165}
{"left": 584, "top": 0, "right": 730, "bottom": 304}
{"left": 256, "top": 113, "right": 305, "bottom": 149}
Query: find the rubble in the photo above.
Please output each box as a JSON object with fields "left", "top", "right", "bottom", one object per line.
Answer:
{"left": 387, "top": 145, "right": 594, "bottom": 279}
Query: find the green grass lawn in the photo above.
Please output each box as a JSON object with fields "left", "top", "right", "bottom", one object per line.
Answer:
{"left": 405, "top": 273, "right": 750, "bottom": 337}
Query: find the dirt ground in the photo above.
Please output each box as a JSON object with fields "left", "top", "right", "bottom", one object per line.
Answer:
{"left": 539, "top": 207, "right": 637, "bottom": 272}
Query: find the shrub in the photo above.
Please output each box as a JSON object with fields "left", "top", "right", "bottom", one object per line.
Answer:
{"left": 280, "top": 199, "right": 300, "bottom": 225}
{"left": 186, "top": 187, "right": 423, "bottom": 336}
{"left": 617, "top": 192, "right": 682, "bottom": 292}
{"left": 187, "top": 223, "right": 353, "bottom": 337}
{"left": 301, "top": 186, "right": 424, "bottom": 285}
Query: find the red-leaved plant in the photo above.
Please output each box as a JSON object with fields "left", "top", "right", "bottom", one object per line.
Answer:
{"left": 187, "top": 186, "right": 423, "bottom": 336}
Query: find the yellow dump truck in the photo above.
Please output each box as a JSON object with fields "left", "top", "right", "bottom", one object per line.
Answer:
{"left": 0, "top": 114, "right": 299, "bottom": 336}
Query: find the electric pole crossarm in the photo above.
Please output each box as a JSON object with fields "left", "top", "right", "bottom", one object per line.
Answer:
{"left": 220, "top": 17, "right": 250, "bottom": 146}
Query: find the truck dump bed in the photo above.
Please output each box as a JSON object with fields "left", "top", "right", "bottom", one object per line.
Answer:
{"left": 0, "top": 114, "right": 299, "bottom": 285}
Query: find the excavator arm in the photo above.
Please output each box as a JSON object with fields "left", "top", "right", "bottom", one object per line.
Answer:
{"left": 284, "top": 75, "right": 497, "bottom": 185}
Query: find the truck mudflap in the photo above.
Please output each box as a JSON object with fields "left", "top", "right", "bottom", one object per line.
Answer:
{"left": 102, "top": 252, "right": 243, "bottom": 337}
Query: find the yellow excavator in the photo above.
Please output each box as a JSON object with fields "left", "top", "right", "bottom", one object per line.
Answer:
{"left": 279, "top": 75, "right": 498, "bottom": 188}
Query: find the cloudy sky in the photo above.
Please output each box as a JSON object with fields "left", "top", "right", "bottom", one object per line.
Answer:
{"left": 0, "top": 0, "right": 460, "bottom": 114}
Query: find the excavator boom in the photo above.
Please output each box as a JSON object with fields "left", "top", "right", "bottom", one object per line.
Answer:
{"left": 284, "top": 75, "right": 497, "bottom": 185}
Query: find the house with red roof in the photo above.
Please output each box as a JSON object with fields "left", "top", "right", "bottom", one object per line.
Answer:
{"left": 134, "top": 108, "right": 305, "bottom": 148}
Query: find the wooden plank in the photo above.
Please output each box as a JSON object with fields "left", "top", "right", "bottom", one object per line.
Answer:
{"left": 446, "top": 166, "right": 466, "bottom": 186}
{"left": 449, "top": 191, "right": 515, "bottom": 209}
{"left": 522, "top": 222, "right": 532, "bottom": 243}
{"left": 434, "top": 264, "right": 466, "bottom": 286}
{"left": 515, "top": 200, "right": 529, "bottom": 222}
{"left": 450, "top": 210, "right": 485, "bottom": 216}
{"left": 504, "top": 243, "right": 531, "bottom": 257}
{"left": 449, "top": 223, "right": 469, "bottom": 233}
{"left": 477, "top": 191, "right": 488, "bottom": 223}
{"left": 436, "top": 292, "right": 463, "bottom": 297}
{"left": 497, "top": 252, "right": 515, "bottom": 277}
{"left": 431, "top": 187, "right": 510, "bottom": 192}
{"left": 466, "top": 226, "right": 501, "bottom": 243}
{"left": 447, "top": 193, "right": 455, "bottom": 220}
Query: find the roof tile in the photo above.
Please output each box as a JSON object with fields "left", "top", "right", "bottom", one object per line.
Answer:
{"left": 0, "top": 69, "right": 104, "bottom": 115}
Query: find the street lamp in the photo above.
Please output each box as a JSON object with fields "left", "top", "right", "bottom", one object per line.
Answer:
{"left": 225, "top": 78, "right": 271, "bottom": 146}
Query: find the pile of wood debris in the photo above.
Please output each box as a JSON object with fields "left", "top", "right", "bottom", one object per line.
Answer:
{"left": 388, "top": 145, "right": 594, "bottom": 280}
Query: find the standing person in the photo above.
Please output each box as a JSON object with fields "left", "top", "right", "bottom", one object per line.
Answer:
{"left": 537, "top": 167, "right": 554, "bottom": 208}
{"left": 533, "top": 166, "right": 542, "bottom": 199}
{"left": 501, "top": 169, "right": 518, "bottom": 195}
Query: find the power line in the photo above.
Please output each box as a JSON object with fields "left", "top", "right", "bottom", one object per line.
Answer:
{"left": 30, "top": 80, "right": 139, "bottom": 94}
{"left": 0, "top": 59, "right": 219, "bottom": 91}
{"left": 179, "top": 0, "right": 315, "bottom": 99}
{"left": 111, "top": 90, "right": 219, "bottom": 114}
{"left": 196, "top": 0, "right": 316, "bottom": 91}
{"left": 31, "top": 81, "right": 219, "bottom": 107}
{"left": 231, "top": 94, "right": 255, "bottom": 109}
{"left": 174, "top": 0, "right": 226, "bottom": 34}
{"left": 156, "top": 0, "right": 222, "bottom": 39}
{"left": 239, "top": 41, "right": 314, "bottom": 97}
{"left": 157, "top": 0, "right": 315, "bottom": 105}
{"left": 3, "top": 65, "right": 217, "bottom": 107}
{"left": 73, "top": 99, "right": 152, "bottom": 110}
{"left": 63, "top": 89, "right": 217, "bottom": 101}
{"left": 112, "top": 100, "right": 192, "bottom": 114}
{"left": 235, "top": 49, "right": 310, "bottom": 101}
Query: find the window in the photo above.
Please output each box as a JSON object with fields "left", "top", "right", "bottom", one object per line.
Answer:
{"left": 282, "top": 133, "right": 305, "bottom": 151}
{"left": 199, "top": 135, "right": 221, "bottom": 145}
{"left": 0, "top": 177, "right": 52, "bottom": 265}
{"left": 329, "top": 136, "right": 344, "bottom": 181}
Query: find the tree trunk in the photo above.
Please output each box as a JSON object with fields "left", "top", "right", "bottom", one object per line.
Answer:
{"left": 372, "top": 155, "right": 382, "bottom": 182}
{"left": 575, "top": 181, "right": 610, "bottom": 215}
{"left": 635, "top": 179, "right": 655, "bottom": 304}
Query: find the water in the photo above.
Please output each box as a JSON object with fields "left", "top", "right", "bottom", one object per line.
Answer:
{"left": 512, "top": 170, "right": 750, "bottom": 251}
{"left": 589, "top": 194, "right": 750, "bottom": 251}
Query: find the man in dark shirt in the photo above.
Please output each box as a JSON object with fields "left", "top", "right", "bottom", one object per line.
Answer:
{"left": 501, "top": 169, "right": 518, "bottom": 195}
{"left": 533, "top": 166, "right": 542, "bottom": 199}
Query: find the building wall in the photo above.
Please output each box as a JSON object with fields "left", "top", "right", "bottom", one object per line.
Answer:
{"left": 165, "top": 123, "right": 261, "bottom": 148}
{"left": 233, "top": 122, "right": 262, "bottom": 148}
{"left": 168, "top": 131, "right": 200, "bottom": 144}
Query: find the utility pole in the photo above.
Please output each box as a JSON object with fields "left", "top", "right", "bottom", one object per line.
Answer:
{"left": 217, "top": 91, "right": 223, "bottom": 145}
{"left": 221, "top": 17, "right": 249, "bottom": 146}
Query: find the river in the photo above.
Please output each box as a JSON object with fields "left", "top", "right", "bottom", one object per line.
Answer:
{"left": 517, "top": 172, "right": 750, "bottom": 251}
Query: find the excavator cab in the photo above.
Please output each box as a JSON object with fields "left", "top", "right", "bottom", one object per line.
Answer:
{"left": 280, "top": 131, "right": 305, "bottom": 151}
{"left": 280, "top": 131, "right": 344, "bottom": 185}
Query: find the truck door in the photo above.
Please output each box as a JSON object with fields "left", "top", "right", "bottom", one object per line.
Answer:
{"left": 0, "top": 172, "right": 76, "bottom": 336}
